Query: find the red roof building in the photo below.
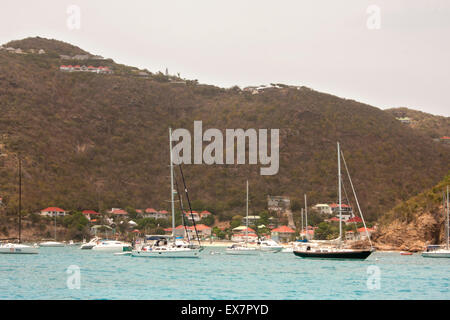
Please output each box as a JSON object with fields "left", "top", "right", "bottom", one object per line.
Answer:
{"left": 271, "top": 226, "right": 295, "bottom": 233}
{"left": 346, "top": 216, "right": 363, "bottom": 224}
{"left": 40, "top": 207, "right": 67, "bottom": 217}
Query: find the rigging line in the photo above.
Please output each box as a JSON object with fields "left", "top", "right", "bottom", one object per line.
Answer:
{"left": 341, "top": 149, "right": 373, "bottom": 249}
{"left": 173, "top": 168, "right": 191, "bottom": 243}
{"left": 179, "top": 165, "right": 202, "bottom": 247}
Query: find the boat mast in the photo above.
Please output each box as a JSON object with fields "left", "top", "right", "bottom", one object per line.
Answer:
{"left": 338, "top": 142, "right": 342, "bottom": 246}
{"left": 246, "top": 180, "right": 249, "bottom": 245}
{"left": 18, "top": 158, "right": 22, "bottom": 244}
{"left": 169, "top": 127, "right": 176, "bottom": 244}
{"left": 301, "top": 208, "right": 304, "bottom": 240}
{"left": 447, "top": 185, "right": 449, "bottom": 250}
{"left": 304, "top": 194, "right": 308, "bottom": 240}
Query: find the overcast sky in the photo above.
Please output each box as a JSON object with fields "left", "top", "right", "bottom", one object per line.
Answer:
{"left": 1, "top": 0, "right": 449, "bottom": 116}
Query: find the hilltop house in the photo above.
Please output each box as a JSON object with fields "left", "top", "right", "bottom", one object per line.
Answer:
{"left": 60, "top": 65, "right": 112, "bottom": 74}
{"left": 396, "top": 117, "right": 412, "bottom": 124}
{"left": 40, "top": 207, "right": 67, "bottom": 217}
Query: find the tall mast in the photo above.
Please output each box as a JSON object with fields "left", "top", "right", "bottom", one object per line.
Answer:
{"left": 447, "top": 185, "right": 449, "bottom": 250}
{"left": 304, "top": 194, "right": 308, "bottom": 240}
{"left": 246, "top": 180, "right": 249, "bottom": 244}
{"left": 169, "top": 127, "right": 175, "bottom": 243}
{"left": 301, "top": 208, "right": 304, "bottom": 240}
{"left": 18, "top": 158, "right": 22, "bottom": 243}
{"left": 338, "top": 142, "right": 342, "bottom": 245}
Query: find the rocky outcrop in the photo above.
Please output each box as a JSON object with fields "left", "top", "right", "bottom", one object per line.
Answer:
{"left": 373, "top": 208, "right": 445, "bottom": 251}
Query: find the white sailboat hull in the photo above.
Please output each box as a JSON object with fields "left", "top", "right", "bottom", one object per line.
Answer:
{"left": 422, "top": 250, "right": 450, "bottom": 258}
{"left": 0, "top": 244, "right": 39, "bottom": 254}
{"left": 131, "top": 248, "right": 201, "bottom": 258}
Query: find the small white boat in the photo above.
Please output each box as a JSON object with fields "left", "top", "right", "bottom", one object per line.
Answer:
{"left": 40, "top": 241, "right": 65, "bottom": 247}
{"left": 422, "top": 246, "right": 450, "bottom": 258}
{"left": 259, "top": 239, "right": 283, "bottom": 252}
{"left": 0, "top": 243, "right": 39, "bottom": 254}
{"left": 225, "top": 243, "right": 259, "bottom": 255}
{"left": 92, "top": 240, "right": 132, "bottom": 253}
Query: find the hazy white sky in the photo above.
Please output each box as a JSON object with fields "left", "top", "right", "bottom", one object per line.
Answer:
{"left": 1, "top": 0, "right": 449, "bottom": 116}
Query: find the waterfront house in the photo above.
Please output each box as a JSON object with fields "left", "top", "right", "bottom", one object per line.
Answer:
{"left": 82, "top": 210, "right": 100, "bottom": 221}
{"left": 40, "top": 207, "right": 67, "bottom": 217}
{"left": 358, "top": 227, "right": 376, "bottom": 240}
{"left": 271, "top": 225, "right": 295, "bottom": 243}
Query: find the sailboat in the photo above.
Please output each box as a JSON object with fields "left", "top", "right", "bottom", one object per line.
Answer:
{"left": 226, "top": 180, "right": 258, "bottom": 255}
{"left": 294, "top": 142, "right": 374, "bottom": 260}
{"left": 131, "top": 128, "right": 203, "bottom": 258}
{"left": 0, "top": 158, "right": 39, "bottom": 254}
{"left": 40, "top": 211, "right": 65, "bottom": 247}
{"left": 422, "top": 186, "right": 450, "bottom": 258}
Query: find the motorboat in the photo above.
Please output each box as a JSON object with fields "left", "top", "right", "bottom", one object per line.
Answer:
{"left": 80, "top": 237, "right": 100, "bottom": 250}
{"left": 259, "top": 239, "right": 283, "bottom": 252}
{"left": 0, "top": 243, "right": 39, "bottom": 254}
{"left": 92, "top": 240, "right": 132, "bottom": 253}
{"left": 225, "top": 242, "right": 259, "bottom": 255}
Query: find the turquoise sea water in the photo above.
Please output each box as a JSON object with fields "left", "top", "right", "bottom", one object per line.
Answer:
{"left": 0, "top": 246, "right": 449, "bottom": 299}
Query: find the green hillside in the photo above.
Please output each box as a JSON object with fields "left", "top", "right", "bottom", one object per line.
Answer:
{"left": 0, "top": 37, "right": 449, "bottom": 223}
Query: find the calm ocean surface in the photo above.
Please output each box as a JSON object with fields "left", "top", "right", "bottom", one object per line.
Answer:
{"left": 1, "top": 246, "right": 449, "bottom": 300}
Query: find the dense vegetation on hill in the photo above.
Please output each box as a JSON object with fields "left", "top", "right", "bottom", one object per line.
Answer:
{"left": 385, "top": 107, "right": 450, "bottom": 139}
{"left": 0, "top": 37, "right": 449, "bottom": 226}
